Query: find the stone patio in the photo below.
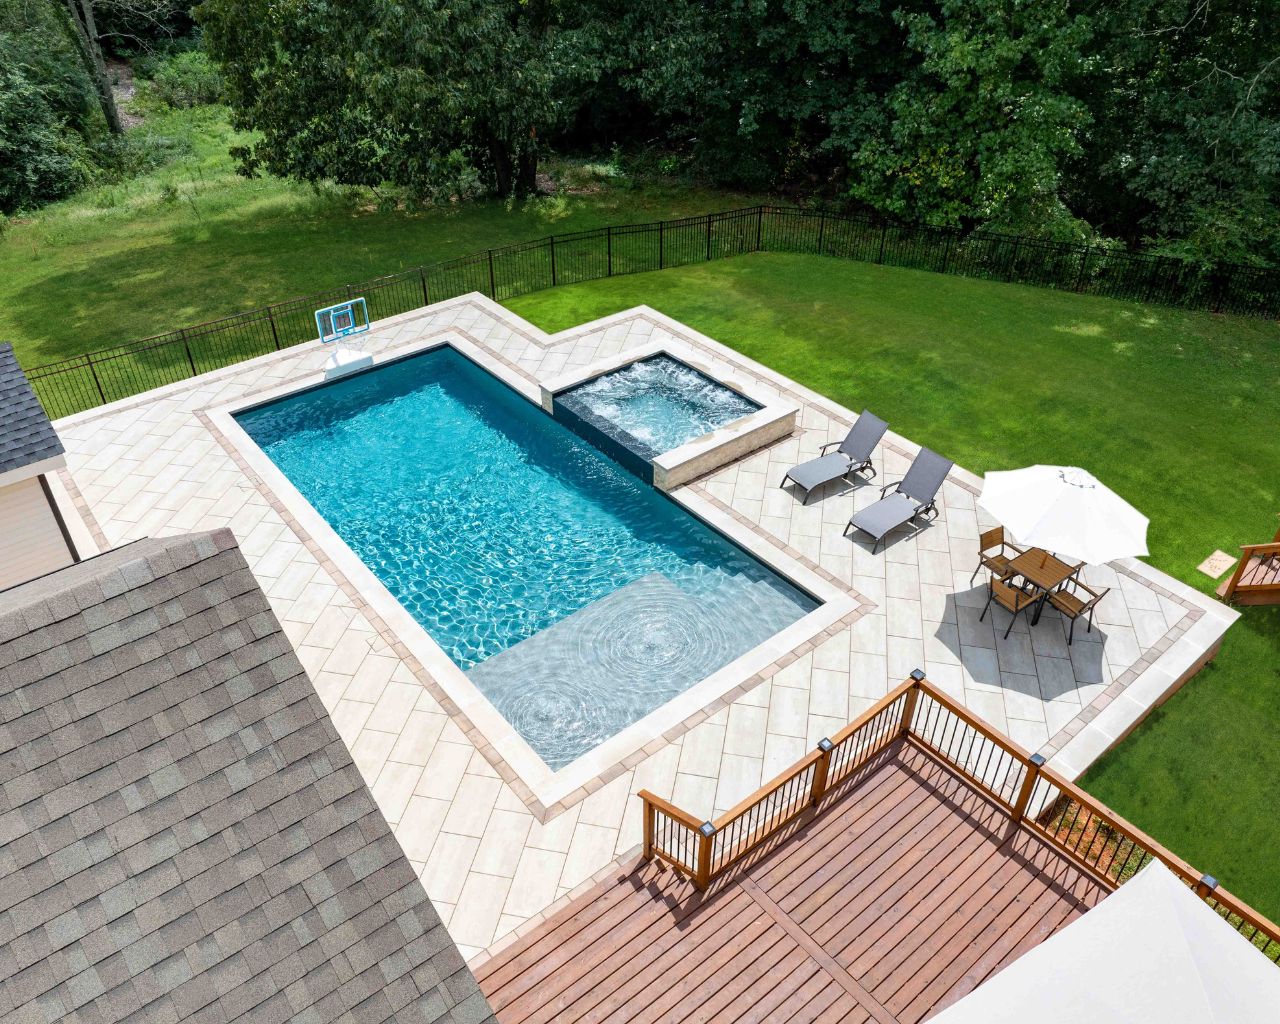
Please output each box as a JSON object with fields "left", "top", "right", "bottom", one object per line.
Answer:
{"left": 52, "top": 294, "right": 1237, "bottom": 961}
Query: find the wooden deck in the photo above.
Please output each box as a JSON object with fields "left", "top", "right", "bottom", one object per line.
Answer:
{"left": 476, "top": 740, "right": 1111, "bottom": 1023}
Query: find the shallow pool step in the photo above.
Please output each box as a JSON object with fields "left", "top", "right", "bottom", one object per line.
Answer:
{"left": 465, "top": 570, "right": 806, "bottom": 771}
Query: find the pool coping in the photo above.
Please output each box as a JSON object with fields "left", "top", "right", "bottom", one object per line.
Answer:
{"left": 538, "top": 340, "right": 798, "bottom": 491}
{"left": 205, "top": 327, "right": 863, "bottom": 817}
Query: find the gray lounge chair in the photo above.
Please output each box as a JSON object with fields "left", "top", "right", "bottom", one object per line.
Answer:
{"left": 781, "top": 411, "right": 888, "bottom": 504}
{"left": 844, "top": 447, "right": 954, "bottom": 553}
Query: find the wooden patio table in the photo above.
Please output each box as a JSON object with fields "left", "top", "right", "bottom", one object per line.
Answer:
{"left": 1005, "top": 547, "right": 1080, "bottom": 625}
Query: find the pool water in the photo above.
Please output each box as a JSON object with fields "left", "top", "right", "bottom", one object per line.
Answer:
{"left": 237, "top": 348, "right": 816, "bottom": 769}
{"left": 556, "top": 354, "right": 760, "bottom": 460}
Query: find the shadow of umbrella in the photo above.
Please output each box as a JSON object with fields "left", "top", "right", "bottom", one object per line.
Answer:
{"left": 931, "top": 586, "right": 1108, "bottom": 707}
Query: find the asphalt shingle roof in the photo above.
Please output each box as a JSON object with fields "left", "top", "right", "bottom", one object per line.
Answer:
{"left": 0, "top": 343, "right": 63, "bottom": 476}
{"left": 0, "top": 528, "right": 496, "bottom": 1024}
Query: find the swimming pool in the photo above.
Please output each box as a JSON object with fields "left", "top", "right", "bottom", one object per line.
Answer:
{"left": 236, "top": 348, "right": 818, "bottom": 769}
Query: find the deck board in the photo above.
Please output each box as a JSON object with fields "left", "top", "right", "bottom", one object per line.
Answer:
{"left": 476, "top": 741, "right": 1111, "bottom": 1023}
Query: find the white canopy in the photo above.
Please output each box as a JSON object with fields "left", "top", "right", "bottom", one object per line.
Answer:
{"left": 978, "top": 465, "right": 1149, "bottom": 565}
{"left": 931, "top": 860, "right": 1280, "bottom": 1023}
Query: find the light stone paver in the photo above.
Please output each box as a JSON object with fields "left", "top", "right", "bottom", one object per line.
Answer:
{"left": 53, "top": 292, "right": 1237, "bottom": 962}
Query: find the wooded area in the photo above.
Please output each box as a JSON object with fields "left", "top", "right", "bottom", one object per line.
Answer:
{"left": 3, "top": 0, "right": 1278, "bottom": 266}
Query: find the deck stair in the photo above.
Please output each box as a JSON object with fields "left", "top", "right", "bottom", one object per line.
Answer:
{"left": 1217, "top": 523, "right": 1280, "bottom": 605}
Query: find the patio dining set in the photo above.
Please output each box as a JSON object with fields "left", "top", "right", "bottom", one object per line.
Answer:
{"left": 781, "top": 410, "right": 1150, "bottom": 646}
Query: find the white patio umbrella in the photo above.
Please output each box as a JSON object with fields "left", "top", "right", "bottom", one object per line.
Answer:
{"left": 978, "top": 465, "right": 1149, "bottom": 565}
{"left": 930, "top": 860, "right": 1280, "bottom": 1023}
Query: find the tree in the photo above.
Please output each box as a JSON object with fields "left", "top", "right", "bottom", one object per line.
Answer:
{"left": 199, "top": 0, "right": 570, "bottom": 198}
{"left": 1079, "top": 0, "right": 1280, "bottom": 264}
{"left": 53, "top": 0, "right": 123, "bottom": 133}
{"left": 846, "top": 0, "right": 1094, "bottom": 237}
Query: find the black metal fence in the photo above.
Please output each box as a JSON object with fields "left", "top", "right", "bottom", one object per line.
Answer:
{"left": 23, "top": 205, "right": 1280, "bottom": 419}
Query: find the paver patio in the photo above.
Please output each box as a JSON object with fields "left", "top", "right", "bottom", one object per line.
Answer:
{"left": 51, "top": 294, "right": 1236, "bottom": 959}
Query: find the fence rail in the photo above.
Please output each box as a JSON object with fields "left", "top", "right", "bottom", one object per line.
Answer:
{"left": 638, "top": 672, "right": 1280, "bottom": 964}
{"left": 20, "top": 206, "right": 1280, "bottom": 421}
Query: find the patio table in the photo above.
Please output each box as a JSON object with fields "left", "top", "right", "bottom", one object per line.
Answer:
{"left": 1005, "top": 547, "right": 1080, "bottom": 625}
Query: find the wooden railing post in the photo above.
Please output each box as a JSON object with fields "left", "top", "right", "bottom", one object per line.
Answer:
{"left": 809, "top": 738, "right": 833, "bottom": 806}
{"left": 1011, "top": 752, "right": 1046, "bottom": 824}
{"left": 642, "top": 795, "right": 655, "bottom": 860}
{"left": 1194, "top": 873, "right": 1219, "bottom": 900}
{"left": 695, "top": 822, "right": 716, "bottom": 890}
{"left": 901, "top": 669, "right": 925, "bottom": 735}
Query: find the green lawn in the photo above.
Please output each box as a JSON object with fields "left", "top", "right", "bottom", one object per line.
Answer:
{"left": 0, "top": 106, "right": 765, "bottom": 367}
{"left": 506, "top": 254, "right": 1280, "bottom": 921}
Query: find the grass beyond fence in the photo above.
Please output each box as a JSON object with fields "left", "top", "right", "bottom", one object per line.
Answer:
{"left": 22, "top": 205, "right": 1280, "bottom": 420}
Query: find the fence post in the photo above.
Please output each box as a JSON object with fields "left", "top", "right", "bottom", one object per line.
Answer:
{"left": 607, "top": 225, "right": 613, "bottom": 276}
{"left": 487, "top": 249, "right": 497, "bottom": 299}
{"left": 1074, "top": 246, "right": 1090, "bottom": 292}
{"left": 1011, "top": 753, "right": 1046, "bottom": 824}
{"left": 755, "top": 206, "right": 764, "bottom": 251}
{"left": 419, "top": 267, "right": 430, "bottom": 307}
{"left": 809, "top": 738, "right": 834, "bottom": 806}
{"left": 817, "top": 210, "right": 827, "bottom": 256}
{"left": 877, "top": 221, "right": 888, "bottom": 264}
{"left": 267, "top": 308, "right": 281, "bottom": 350}
{"left": 658, "top": 221, "right": 664, "bottom": 270}
{"left": 550, "top": 235, "right": 557, "bottom": 286}
{"left": 901, "top": 669, "right": 925, "bottom": 735}
{"left": 695, "top": 822, "right": 715, "bottom": 890}
{"left": 179, "top": 328, "right": 197, "bottom": 376}
{"left": 87, "top": 357, "right": 106, "bottom": 404}
{"left": 940, "top": 234, "right": 953, "bottom": 275}
{"left": 706, "top": 212, "right": 713, "bottom": 261}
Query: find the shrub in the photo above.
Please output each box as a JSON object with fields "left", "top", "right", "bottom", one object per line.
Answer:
{"left": 90, "top": 130, "right": 192, "bottom": 184}
{"left": 139, "top": 51, "right": 224, "bottom": 109}
{"left": 0, "top": 62, "right": 92, "bottom": 213}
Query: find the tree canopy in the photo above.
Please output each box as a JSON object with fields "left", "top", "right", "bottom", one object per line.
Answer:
{"left": 5, "top": 0, "right": 1275, "bottom": 264}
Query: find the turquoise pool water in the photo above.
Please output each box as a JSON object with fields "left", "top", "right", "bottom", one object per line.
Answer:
{"left": 237, "top": 348, "right": 817, "bottom": 769}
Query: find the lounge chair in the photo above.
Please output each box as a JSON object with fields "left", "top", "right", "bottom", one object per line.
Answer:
{"left": 843, "top": 447, "right": 953, "bottom": 553}
{"left": 781, "top": 411, "right": 888, "bottom": 504}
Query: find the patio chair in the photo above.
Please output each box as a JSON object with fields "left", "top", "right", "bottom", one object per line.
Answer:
{"left": 969, "top": 526, "right": 1026, "bottom": 585}
{"left": 843, "top": 447, "right": 954, "bottom": 553}
{"left": 781, "top": 410, "right": 888, "bottom": 504}
{"left": 980, "top": 573, "right": 1039, "bottom": 638}
{"left": 1048, "top": 578, "right": 1110, "bottom": 644}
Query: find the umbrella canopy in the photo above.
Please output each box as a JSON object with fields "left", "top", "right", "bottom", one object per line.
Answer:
{"left": 979, "top": 465, "right": 1149, "bottom": 565}
{"left": 931, "top": 860, "right": 1280, "bottom": 1023}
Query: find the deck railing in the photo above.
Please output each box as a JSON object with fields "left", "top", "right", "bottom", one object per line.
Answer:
{"left": 19, "top": 205, "right": 1280, "bottom": 421}
{"left": 638, "top": 672, "right": 1280, "bottom": 963}
{"left": 1217, "top": 525, "right": 1280, "bottom": 604}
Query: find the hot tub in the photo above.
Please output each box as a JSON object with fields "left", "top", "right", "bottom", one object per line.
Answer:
{"left": 543, "top": 347, "right": 797, "bottom": 489}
